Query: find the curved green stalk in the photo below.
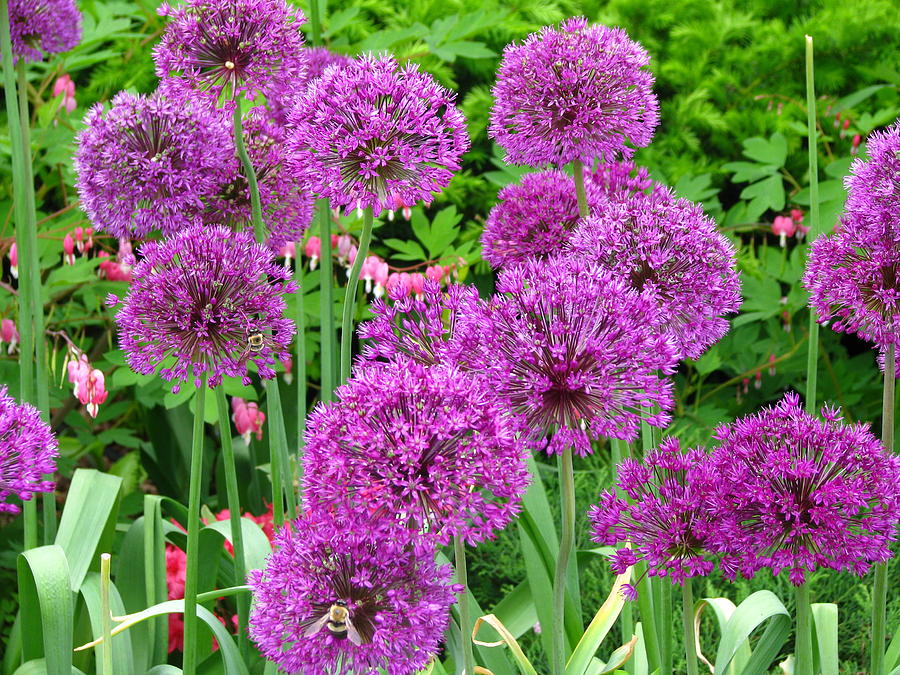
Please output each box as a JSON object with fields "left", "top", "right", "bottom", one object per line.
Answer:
{"left": 296, "top": 253, "right": 308, "bottom": 462}
{"left": 308, "top": 0, "right": 323, "bottom": 46}
{"left": 552, "top": 447, "right": 576, "bottom": 675}
{"left": 339, "top": 207, "right": 374, "bottom": 382}
{"left": 100, "top": 553, "right": 113, "bottom": 675}
{"left": 182, "top": 389, "right": 207, "bottom": 674}
{"left": 232, "top": 105, "right": 265, "bottom": 242}
{"left": 318, "top": 201, "right": 336, "bottom": 401}
{"left": 682, "top": 581, "right": 699, "bottom": 675}
{"left": 572, "top": 160, "right": 589, "bottom": 219}
{"left": 794, "top": 583, "right": 813, "bottom": 675}
{"left": 214, "top": 388, "right": 249, "bottom": 658}
{"left": 803, "top": 35, "right": 821, "bottom": 415}
{"left": 872, "top": 343, "right": 895, "bottom": 675}
{"left": 454, "top": 535, "right": 476, "bottom": 675}
{"left": 266, "top": 378, "right": 295, "bottom": 524}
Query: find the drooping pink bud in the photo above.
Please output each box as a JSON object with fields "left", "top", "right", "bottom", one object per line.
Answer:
{"left": 304, "top": 236, "right": 321, "bottom": 270}
{"left": 67, "top": 352, "right": 108, "bottom": 418}
{"left": 8, "top": 243, "right": 17, "bottom": 279}
{"left": 768, "top": 354, "right": 777, "bottom": 376}
{"left": 52, "top": 74, "right": 77, "bottom": 113}
{"left": 117, "top": 237, "right": 134, "bottom": 265}
{"left": 425, "top": 264, "right": 444, "bottom": 283}
{"left": 74, "top": 226, "right": 84, "bottom": 253}
{"left": 771, "top": 215, "right": 796, "bottom": 247}
{"left": 279, "top": 241, "right": 295, "bottom": 266}
{"left": 754, "top": 370, "right": 762, "bottom": 389}
{"left": 63, "top": 232, "right": 76, "bottom": 264}
{"left": 790, "top": 209, "right": 804, "bottom": 224}
{"left": 281, "top": 355, "right": 293, "bottom": 385}
{"left": 85, "top": 227, "right": 94, "bottom": 251}
{"left": 360, "top": 255, "right": 382, "bottom": 293}
{"left": 231, "top": 397, "right": 265, "bottom": 445}
{"left": 410, "top": 272, "right": 426, "bottom": 296}
{"left": 851, "top": 134, "right": 862, "bottom": 156}
{"left": 385, "top": 272, "right": 411, "bottom": 298}
{"left": 0, "top": 318, "right": 19, "bottom": 354}
{"left": 372, "top": 260, "right": 390, "bottom": 298}
{"left": 98, "top": 250, "right": 133, "bottom": 282}
{"left": 336, "top": 235, "right": 353, "bottom": 264}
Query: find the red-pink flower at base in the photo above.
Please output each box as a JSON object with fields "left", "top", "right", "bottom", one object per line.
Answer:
{"left": 231, "top": 397, "right": 265, "bottom": 444}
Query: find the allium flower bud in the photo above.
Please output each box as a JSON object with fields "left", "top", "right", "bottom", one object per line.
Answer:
{"left": 708, "top": 393, "right": 900, "bottom": 584}
{"left": 249, "top": 509, "right": 459, "bottom": 674}
{"left": 489, "top": 16, "right": 658, "bottom": 167}
{"left": 304, "top": 360, "right": 530, "bottom": 544}
{"left": 154, "top": 0, "right": 307, "bottom": 103}
{"left": 0, "top": 386, "right": 58, "bottom": 513}
{"left": 591, "top": 438, "right": 718, "bottom": 585}
{"left": 568, "top": 188, "right": 741, "bottom": 360}
{"left": 471, "top": 255, "right": 678, "bottom": 455}
{"left": 7, "top": 0, "right": 81, "bottom": 63}
{"left": 75, "top": 90, "right": 234, "bottom": 239}
{"left": 288, "top": 53, "right": 469, "bottom": 215}
{"left": 111, "top": 224, "right": 295, "bottom": 391}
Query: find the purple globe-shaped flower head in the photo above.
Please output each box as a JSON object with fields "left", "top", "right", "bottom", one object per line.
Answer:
{"left": 0, "top": 386, "right": 58, "bottom": 514}
{"left": 472, "top": 255, "right": 678, "bottom": 456}
{"left": 154, "top": 0, "right": 307, "bottom": 103}
{"left": 568, "top": 188, "right": 741, "bottom": 360}
{"left": 590, "top": 437, "right": 718, "bottom": 593}
{"left": 481, "top": 162, "right": 666, "bottom": 269}
{"left": 305, "top": 46, "right": 352, "bottom": 83}
{"left": 75, "top": 89, "right": 233, "bottom": 239}
{"left": 304, "top": 360, "right": 530, "bottom": 545}
{"left": 288, "top": 53, "right": 470, "bottom": 216}
{"left": 358, "top": 279, "right": 481, "bottom": 368}
{"left": 804, "top": 121, "right": 900, "bottom": 353}
{"left": 111, "top": 224, "right": 295, "bottom": 391}
{"left": 249, "top": 508, "right": 459, "bottom": 675}
{"left": 489, "top": 16, "right": 658, "bottom": 167}
{"left": 708, "top": 392, "right": 900, "bottom": 584}
{"left": 8, "top": 0, "right": 81, "bottom": 63}
{"left": 206, "top": 107, "right": 314, "bottom": 253}
{"left": 268, "top": 46, "right": 352, "bottom": 124}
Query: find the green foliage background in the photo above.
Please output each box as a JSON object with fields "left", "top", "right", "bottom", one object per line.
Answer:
{"left": 1, "top": 0, "right": 899, "bottom": 671}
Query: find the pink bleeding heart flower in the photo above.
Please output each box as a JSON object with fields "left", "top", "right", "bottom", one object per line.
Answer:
{"left": 63, "top": 232, "right": 76, "bottom": 265}
{"left": 1, "top": 319, "right": 19, "bottom": 354}
{"left": 772, "top": 215, "right": 796, "bottom": 247}
{"left": 231, "top": 397, "right": 265, "bottom": 444}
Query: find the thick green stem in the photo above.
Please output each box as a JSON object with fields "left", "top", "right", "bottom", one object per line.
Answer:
{"left": 232, "top": 105, "right": 265, "bottom": 242}
{"left": 182, "top": 389, "right": 207, "bottom": 674}
{"left": 872, "top": 343, "right": 894, "bottom": 675}
{"left": 267, "top": 382, "right": 285, "bottom": 529}
{"left": 803, "top": 35, "right": 821, "bottom": 415}
{"left": 454, "top": 535, "right": 476, "bottom": 675}
{"left": 552, "top": 447, "right": 575, "bottom": 675}
{"left": 682, "top": 581, "right": 699, "bottom": 675}
{"left": 572, "top": 160, "right": 589, "bottom": 219}
{"left": 296, "top": 253, "right": 307, "bottom": 464}
{"left": 658, "top": 581, "right": 672, "bottom": 674}
{"left": 100, "top": 553, "right": 113, "bottom": 675}
{"left": 215, "top": 388, "right": 249, "bottom": 658}
{"left": 635, "top": 563, "right": 661, "bottom": 673}
{"left": 318, "top": 201, "right": 336, "bottom": 401}
{"left": 794, "top": 583, "right": 813, "bottom": 675}
{"left": 339, "top": 207, "right": 374, "bottom": 382}
{"left": 267, "top": 379, "right": 295, "bottom": 522}
{"left": 610, "top": 439, "right": 633, "bottom": 652}
{"left": 308, "top": 0, "right": 323, "bottom": 46}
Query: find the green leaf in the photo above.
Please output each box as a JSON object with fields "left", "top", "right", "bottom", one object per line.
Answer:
{"left": 146, "top": 667, "right": 183, "bottom": 675}
{"left": 713, "top": 590, "right": 790, "bottom": 675}
{"left": 202, "top": 517, "right": 273, "bottom": 574}
{"left": 693, "top": 597, "right": 749, "bottom": 674}
{"left": 566, "top": 569, "right": 633, "bottom": 675}
{"left": 12, "top": 660, "right": 85, "bottom": 675}
{"left": 722, "top": 161, "right": 778, "bottom": 184}
{"left": 810, "top": 604, "right": 838, "bottom": 675}
{"left": 740, "top": 175, "right": 785, "bottom": 219}
{"left": 54, "top": 468, "right": 123, "bottom": 591}
{"left": 742, "top": 133, "right": 787, "bottom": 168}
{"left": 493, "top": 581, "right": 538, "bottom": 639}
{"left": 17, "top": 545, "right": 73, "bottom": 674}
{"left": 833, "top": 84, "right": 892, "bottom": 113}
{"left": 79, "top": 573, "right": 135, "bottom": 675}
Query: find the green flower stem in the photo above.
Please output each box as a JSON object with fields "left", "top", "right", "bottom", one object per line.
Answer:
{"left": 454, "top": 535, "right": 476, "bottom": 675}
{"left": 267, "top": 378, "right": 296, "bottom": 522}
{"left": 657, "top": 581, "right": 672, "bottom": 674}
{"left": 100, "top": 553, "right": 113, "bottom": 675}
{"left": 635, "top": 562, "right": 661, "bottom": 673}
{"left": 318, "top": 200, "right": 336, "bottom": 401}
{"left": 267, "top": 381, "right": 285, "bottom": 528}
{"left": 308, "top": 0, "right": 323, "bottom": 46}
{"left": 214, "top": 388, "right": 249, "bottom": 658}
{"left": 552, "top": 446, "right": 575, "bottom": 675}
{"left": 872, "top": 342, "right": 895, "bottom": 675}
{"left": 296, "top": 254, "right": 308, "bottom": 464}
{"left": 610, "top": 439, "right": 633, "bottom": 650}
{"left": 182, "top": 388, "right": 207, "bottom": 675}
{"left": 803, "top": 35, "right": 821, "bottom": 415}
{"left": 339, "top": 207, "right": 374, "bottom": 383}
{"left": 572, "top": 159, "right": 589, "bottom": 219}
{"left": 232, "top": 104, "right": 265, "bottom": 242}
{"left": 794, "top": 583, "right": 813, "bottom": 675}
{"left": 682, "top": 580, "right": 699, "bottom": 675}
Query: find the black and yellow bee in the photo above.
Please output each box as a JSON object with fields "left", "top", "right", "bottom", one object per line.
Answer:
{"left": 303, "top": 600, "right": 365, "bottom": 645}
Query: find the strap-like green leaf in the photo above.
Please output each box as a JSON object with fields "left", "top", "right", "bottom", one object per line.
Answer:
{"left": 713, "top": 590, "right": 790, "bottom": 675}
{"left": 12, "top": 659, "right": 85, "bottom": 675}
{"left": 694, "top": 597, "right": 750, "bottom": 674}
{"left": 566, "top": 568, "right": 632, "bottom": 675}
{"left": 146, "top": 666, "right": 183, "bottom": 674}
{"left": 54, "top": 469, "right": 122, "bottom": 591}
{"left": 810, "top": 603, "right": 838, "bottom": 675}
{"left": 17, "top": 545, "right": 73, "bottom": 674}
{"left": 202, "top": 517, "right": 272, "bottom": 574}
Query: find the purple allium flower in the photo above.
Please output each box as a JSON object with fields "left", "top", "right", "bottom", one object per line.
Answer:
{"left": 489, "top": 16, "right": 658, "bottom": 167}
{"left": 206, "top": 107, "right": 314, "bottom": 252}
{"left": 304, "top": 360, "right": 530, "bottom": 544}
{"left": 154, "top": 0, "right": 307, "bottom": 102}
{"left": 305, "top": 46, "right": 352, "bottom": 82}
{"left": 288, "top": 53, "right": 469, "bottom": 215}
{"left": 568, "top": 189, "right": 741, "bottom": 360}
{"left": 358, "top": 279, "right": 480, "bottom": 368}
{"left": 481, "top": 162, "right": 665, "bottom": 269}
{"left": 472, "top": 255, "right": 678, "bottom": 455}
{"left": 804, "top": 121, "right": 900, "bottom": 349}
{"left": 708, "top": 392, "right": 900, "bottom": 584}
{"left": 589, "top": 438, "right": 717, "bottom": 585}
{"left": 8, "top": 0, "right": 81, "bottom": 63}
{"left": 75, "top": 89, "right": 233, "bottom": 239}
{"left": 111, "top": 224, "right": 295, "bottom": 391}
{"left": 0, "top": 386, "right": 58, "bottom": 514}
{"left": 249, "top": 509, "right": 458, "bottom": 675}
